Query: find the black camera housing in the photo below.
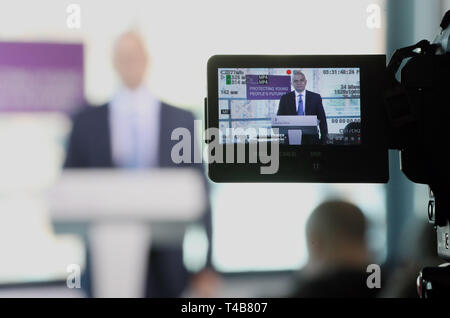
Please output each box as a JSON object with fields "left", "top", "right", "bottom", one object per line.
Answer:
{"left": 206, "top": 55, "right": 389, "bottom": 183}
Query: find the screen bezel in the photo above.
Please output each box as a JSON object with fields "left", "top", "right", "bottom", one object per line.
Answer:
{"left": 206, "top": 55, "right": 389, "bottom": 183}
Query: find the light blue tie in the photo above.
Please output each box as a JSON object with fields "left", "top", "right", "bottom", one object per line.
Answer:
{"left": 126, "top": 114, "right": 140, "bottom": 168}
{"left": 297, "top": 94, "right": 304, "bottom": 116}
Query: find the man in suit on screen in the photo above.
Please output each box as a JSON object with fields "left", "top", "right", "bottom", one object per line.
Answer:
{"left": 277, "top": 70, "right": 328, "bottom": 144}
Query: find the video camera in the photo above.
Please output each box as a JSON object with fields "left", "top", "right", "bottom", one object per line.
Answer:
{"left": 205, "top": 11, "right": 450, "bottom": 297}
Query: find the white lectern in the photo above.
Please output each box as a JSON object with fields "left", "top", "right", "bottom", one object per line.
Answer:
{"left": 271, "top": 115, "right": 319, "bottom": 145}
{"left": 47, "top": 168, "right": 207, "bottom": 298}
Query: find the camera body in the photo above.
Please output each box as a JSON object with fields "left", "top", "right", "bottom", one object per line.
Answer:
{"left": 388, "top": 52, "right": 450, "bottom": 260}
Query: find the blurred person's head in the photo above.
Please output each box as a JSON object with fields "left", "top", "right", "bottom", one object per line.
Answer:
{"left": 188, "top": 269, "right": 222, "bottom": 298}
{"left": 113, "top": 30, "right": 149, "bottom": 90}
{"left": 305, "top": 200, "right": 370, "bottom": 270}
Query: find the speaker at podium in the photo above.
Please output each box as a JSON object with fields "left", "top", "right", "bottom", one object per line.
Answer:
{"left": 271, "top": 115, "right": 320, "bottom": 145}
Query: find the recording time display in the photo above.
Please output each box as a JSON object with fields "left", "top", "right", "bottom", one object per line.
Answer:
{"left": 322, "top": 69, "right": 360, "bottom": 75}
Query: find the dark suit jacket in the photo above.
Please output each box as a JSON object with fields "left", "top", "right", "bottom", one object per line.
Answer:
{"left": 277, "top": 90, "right": 328, "bottom": 142}
{"left": 64, "top": 102, "right": 211, "bottom": 297}
{"left": 65, "top": 102, "right": 198, "bottom": 169}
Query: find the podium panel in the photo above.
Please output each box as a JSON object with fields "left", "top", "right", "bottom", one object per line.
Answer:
{"left": 47, "top": 168, "right": 207, "bottom": 297}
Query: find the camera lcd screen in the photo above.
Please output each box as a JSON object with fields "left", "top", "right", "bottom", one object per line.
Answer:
{"left": 206, "top": 55, "right": 388, "bottom": 183}
{"left": 218, "top": 67, "right": 361, "bottom": 146}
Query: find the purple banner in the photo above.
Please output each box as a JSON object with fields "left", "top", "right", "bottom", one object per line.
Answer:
{"left": 0, "top": 42, "right": 84, "bottom": 113}
{"left": 246, "top": 75, "right": 291, "bottom": 100}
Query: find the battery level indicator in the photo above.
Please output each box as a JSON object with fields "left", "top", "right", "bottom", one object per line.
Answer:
{"left": 226, "top": 75, "right": 231, "bottom": 84}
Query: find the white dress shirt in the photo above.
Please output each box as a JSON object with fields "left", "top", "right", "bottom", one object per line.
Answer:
{"left": 295, "top": 90, "right": 306, "bottom": 114}
{"left": 109, "top": 85, "right": 161, "bottom": 168}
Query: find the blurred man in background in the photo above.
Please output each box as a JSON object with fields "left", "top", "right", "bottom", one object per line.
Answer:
{"left": 289, "top": 200, "right": 380, "bottom": 298}
{"left": 65, "top": 30, "right": 212, "bottom": 297}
